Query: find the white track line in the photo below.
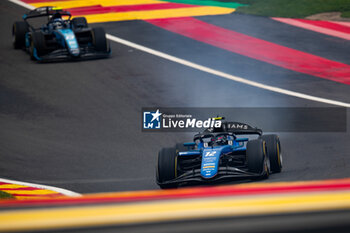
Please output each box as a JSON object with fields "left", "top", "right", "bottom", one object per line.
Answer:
{"left": 107, "top": 34, "right": 350, "bottom": 108}
{"left": 8, "top": 0, "right": 34, "bottom": 10}
{"left": 0, "top": 178, "right": 81, "bottom": 197}
{"left": 8, "top": 0, "right": 350, "bottom": 108}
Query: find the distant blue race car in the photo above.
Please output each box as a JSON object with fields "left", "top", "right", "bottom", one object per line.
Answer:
{"left": 12, "top": 6, "right": 110, "bottom": 61}
{"left": 156, "top": 119, "right": 282, "bottom": 189}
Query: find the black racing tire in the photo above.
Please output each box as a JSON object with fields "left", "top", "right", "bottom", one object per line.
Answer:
{"left": 72, "top": 17, "right": 88, "bottom": 29}
{"left": 13, "top": 21, "right": 29, "bottom": 49}
{"left": 246, "top": 139, "right": 268, "bottom": 179}
{"left": 260, "top": 134, "right": 282, "bottom": 173}
{"left": 29, "top": 32, "right": 46, "bottom": 60}
{"left": 92, "top": 27, "right": 109, "bottom": 52}
{"left": 157, "top": 147, "right": 177, "bottom": 189}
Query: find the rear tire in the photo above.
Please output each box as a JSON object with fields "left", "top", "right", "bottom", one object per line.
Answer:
{"left": 157, "top": 147, "right": 177, "bottom": 189}
{"left": 72, "top": 17, "right": 88, "bottom": 29}
{"left": 92, "top": 27, "right": 109, "bottom": 52}
{"left": 246, "top": 139, "right": 269, "bottom": 179}
{"left": 260, "top": 134, "right": 282, "bottom": 173}
{"left": 29, "top": 32, "right": 46, "bottom": 60}
{"left": 13, "top": 21, "right": 29, "bottom": 49}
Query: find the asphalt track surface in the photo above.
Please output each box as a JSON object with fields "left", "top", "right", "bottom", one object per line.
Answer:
{"left": 1, "top": 0, "right": 350, "bottom": 196}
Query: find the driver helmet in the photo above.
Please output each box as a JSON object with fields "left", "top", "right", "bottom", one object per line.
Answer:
{"left": 216, "top": 135, "right": 227, "bottom": 145}
{"left": 52, "top": 18, "right": 64, "bottom": 29}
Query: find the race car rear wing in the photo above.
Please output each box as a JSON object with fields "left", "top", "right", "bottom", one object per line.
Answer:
{"left": 204, "top": 121, "right": 262, "bottom": 135}
{"left": 225, "top": 122, "right": 262, "bottom": 135}
{"left": 23, "top": 6, "right": 71, "bottom": 20}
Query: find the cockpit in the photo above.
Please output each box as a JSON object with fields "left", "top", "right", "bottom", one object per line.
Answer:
{"left": 50, "top": 18, "right": 67, "bottom": 29}
{"left": 48, "top": 13, "right": 68, "bottom": 30}
{"left": 194, "top": 133, "right": 236, "bottom": 148}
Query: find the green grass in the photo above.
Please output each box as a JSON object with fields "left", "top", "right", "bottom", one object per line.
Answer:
{"left": 215, "top": 0, "right": 350, "bottom": 18}
{"left": 0, "top": 191, "right": 14, "bottom": 199}
{"left": 160, "top": 0, "right": 245, "bottom": 8}
{"left": 342, "top": 11, "right": 350, "bottom": 17}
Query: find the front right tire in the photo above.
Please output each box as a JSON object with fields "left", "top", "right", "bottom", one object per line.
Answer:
{"left": 92, "top": 27, "right": 109, "bottom": 52}
{"left": 260, "top": 134, "right": 282, "bottom": 173}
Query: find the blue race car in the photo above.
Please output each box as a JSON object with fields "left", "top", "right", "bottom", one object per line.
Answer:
{"left": 156, "top": 119, "right": 282, "bottom": 189}
{"left": 12, "top": 6, "right": 110, "bottom": 61}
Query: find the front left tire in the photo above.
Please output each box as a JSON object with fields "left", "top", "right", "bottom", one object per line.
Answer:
{"left": 29, "top": 32, "right": 46, "bottom": 60}
{"left": 246, "top": 139, "right": 269, "bottom": 179}
{"left": 157, "top": 147, "right": 178, "bottom": 189}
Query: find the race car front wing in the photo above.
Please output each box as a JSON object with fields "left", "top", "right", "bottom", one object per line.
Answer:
{"left": 157, "top": 167, "right": 264, "bottom": 187}
{"left": 32, "top": 46, "right": 111, "bottom": 62}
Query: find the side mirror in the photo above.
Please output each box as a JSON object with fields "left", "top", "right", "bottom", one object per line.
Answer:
{"left": 184, "top": 142, "right": 196, "bottom": 147}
